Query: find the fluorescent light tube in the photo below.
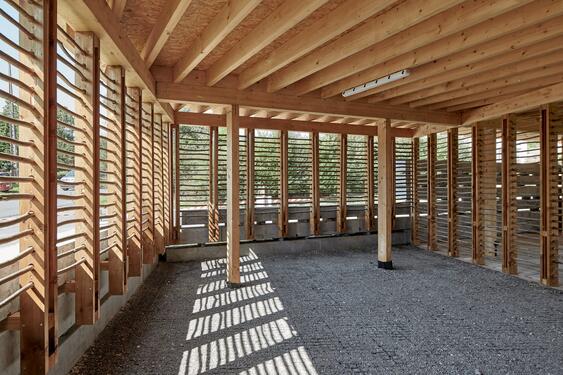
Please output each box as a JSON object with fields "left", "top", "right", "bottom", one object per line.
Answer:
{"left": 342, "top": 69, "right": 410, "bottom": 97}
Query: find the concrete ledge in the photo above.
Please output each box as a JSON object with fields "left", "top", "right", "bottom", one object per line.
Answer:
{"left": 167, "top": 230, "right": 410, "bottom": 262}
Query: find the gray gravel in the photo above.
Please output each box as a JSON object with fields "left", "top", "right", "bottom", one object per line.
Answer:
{"left": 70, "top": 246, "right": 563, "bottom": 375}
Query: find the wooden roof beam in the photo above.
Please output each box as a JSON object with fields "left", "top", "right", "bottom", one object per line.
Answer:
{"left": 156, "top": 81, "right": 461, "bottom": 125}
{"left": 462, "top": 81, "right": 563, "bottom": 124}
{"left": 391, "top": 49, "right": 563, "bottom": 106}
{"left": 320, "top": 0, "right": 563, "bottom": 99}
{"left": 237, "top": 0, "right": 393, "bottom": 90}
{"left": 111, "top": 0, "right": 127, "bottom": 19}
{"left": 141, "top": 0, "right": 193, "bottom": 67}
{"left": 368, "top": 32, "right": 563, "bottom": 104}
{"left": 206, "top": 0, "right": 329, "bottom": 86}
{"left": 266, "top": 0, "right": 465, "bottom": 93}
{"left": 172, "top": 0, "right": 262, "bottom": 83}
{"left": 175, "top": 111, "right": 415, "bottom": 137}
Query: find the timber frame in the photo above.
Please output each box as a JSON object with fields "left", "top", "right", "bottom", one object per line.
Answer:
{"left": 1, "top": 1, "right": 563, "bottom": 374}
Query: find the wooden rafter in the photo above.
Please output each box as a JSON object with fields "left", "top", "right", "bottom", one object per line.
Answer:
{"left": 267, "top": 0, "right": 464, "bottom": 93}
{"left": 206, "top": 0, "right": 329, "bottom": 86}
{"left": 172, "top": 0, "right": 261, "bottom": 83}
{"left": 296, "top": 0, "right": 528, "bottom": 97}
{"left": 141, "top": 0, "right": 193, "bottom": 67}
{"left": 237, "top": 0, "right": 391, "bottom": 90}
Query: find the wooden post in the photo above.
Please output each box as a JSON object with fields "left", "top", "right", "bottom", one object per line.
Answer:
{"left": 279, "top": 130, "right": 289, "bottom": 237}
{"left": 310, "top": 131, "right": 320, "bottom": 235}
{"left": 427, "top": 133, "right": 437, "bottom": 250}
{"left": 126, "top": 88, "right": 143, "bottom": 276}
{"left": 502, "top": 115, "right": 517, "bottom": 274}
{"left": 471, "top": 125, "right": 484, "bottom": 265}
{"left": 391, "top": 137, "right": 396, "bottom": 229}
{"left": 174, "top": 123, "right": 180, "bottom": 241}
{"left": 208, "top": 126, "right": 219, "bottom": 242}
{"left": 378, "top": 119, "right": 393, "bottom": 269}
{"left": 411, "top": 138, "right": 419, "bottom": 245}
{"left": 447, "top": 128, "right": 458, "bottom": 257}
{"left": 226, "top": 105, "right": 241, "bottom": 285}
{"left": 163, "top": 122, "right": 171, "bottom": 246}
{"left": 74, "top": 31, "right": 100, "bottom": 325}
{"left": 338, "top": 133, "right": 347, "bottom": 233}
{"left": 141, "top": 103, "right": 155, "bottom": 263}
{"left": 540, "top": 106, "right": 559, "bottom": 286}
{"left": 366, "top": 135, "right": 375, "bottom": 231}
{"left": 19, "top": 1, "right": 57, "bottom": 371}
{"left": 104, "top": 66, "right": 126, "bottom": 294}
{"left": 245, "top": 128, "right": 255, "bottom": 239}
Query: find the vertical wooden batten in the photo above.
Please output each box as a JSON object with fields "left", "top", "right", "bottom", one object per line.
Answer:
{"left": 279, "top": 130, "right": 289, "bottom": 237}
{"left": 245, "top": 128, "right": 255, "bottom": 239}
{"left": 366, "top": 135, "right": 375, "bottom": 231}
{"left": 338, "top": 133, "right": 347, "bottom": 233}
{"left": 447, "top": 129, "right": 458, "bottom": 257}
{"left": 427, "top": 133, "right": 437, "bottom": 251}
{"left": 377, "top": 119, "right": 393, "bottom": 269}
{"left": 226, "top": 105, "right": 241, "bottom": 286}
{"left": 310, "top": 131, "right": 320, "bottom": 235}
{"left": 208, "top": 126, "right": 219, "bottom": 242}
{"left": 411, "top": 137, "right": 419, "bottom": 245}
{"left": 540, "top": 105, "right": 559, "bottom": 286}
{"left": 502, "top": 115, "right": 517, "bottom": 274}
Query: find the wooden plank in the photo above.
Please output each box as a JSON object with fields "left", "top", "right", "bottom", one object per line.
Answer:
{"left": 502, "top": 116, "right": 517, "bottom": 274}
{"left": 427, "top": 133, "right": 437, "bottom": 251}
{"left": 471, "top": 126, "right": 483, "bottom": 265}
{"left": 173, "top": 0, "right": 261, "bottom": 83}
{"left": 297, "top": 0, "right": 527, "bottom": 97}
{"left": 126, "top": 87, "right": 143, "bottom": 276}
{"left": 74, "top": 31, "right": 100, "bottom": 325}
{"left": 237, "top": 0, "right": 391, "bottom": 90}
{"left": 447, "top": 128, "right": 458, "bottom": 257}
{"left": 267, "top": 0, "right": 463, "bottom": 92}
{"left": 104, "top": 66, "right": 127, "bottom": 294}
{"left": 366, "top": 136, "right": 375, "bottom": 231}
{"left": 463, "top": 81, "right": 563, "bottom": 125}
{"left": 141, "top": 0, "right": 193, "bottom": 66}
{"left": 245, "top": 128, "right": 255, "bottom": 239}
{"left": 206, "top": 0, "right": 329, "bottom": 86}
{"left": 411, "top": 138, "right": 419, "bottom": 245}
{"left": 19, "top": 1, "right": 57, "bottom": 372}
{"left": 226, "top": 105, "right": 241, "bottom": 285}
{"left": 540, "top": 106, "right": 559, "bottom": 286}
{"left": 310, "top": 131, "right": 320, "bottom": 235}
{"left": 208, "top": 126, "right": 220, "bottom": 242}
{"left": 377, "top": 119, "right": 393, "bottom": 268}
{"left": 158, "top": 82, "right": 461, "bottom": 126}
{"left": 337, "top": 134, "right": 347, "bottom": 233}
{"left": 279, "top": 130, "right": 289, "bottom": 237}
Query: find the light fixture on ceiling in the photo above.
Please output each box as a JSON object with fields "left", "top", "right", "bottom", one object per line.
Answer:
{"left": 342, "top": 69, "right": 410, "bottom": 98}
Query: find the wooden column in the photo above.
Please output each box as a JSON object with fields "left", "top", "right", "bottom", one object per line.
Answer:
{"left": 74, "top": 31, "right": 100, "bottom": 325}
{"left": 104, "top": 66, "right": 126, "bottom": 294}
{"left": 472, "top": 125, "right": 485, "bottom": 265}
{"left": 391, "top": 138, "right": 396, "bottom": 229}
{"left": 19, "top": 1, "right": 57, "bottom": 371}
{"left": 378, "top": 120, "right": 393, "bottom": 269}
{"left": 245, "top": 128, "right": 255, "bottom": 239}
{"left": 174, "top": 123, "right": 180, "bottom": 241}
{"left": 279, "top": 130, "right": 289, "bottom": 237}
{"left": 366, "top": 135, "right": 375, "bottom": 231}
{"left": 208, "top": 126, "right": 219, "bottom": 242}
{"left": 310, "top": 131, "right": 320, "bottom": 235}
{"left": 502, "top": 116, "right": 517, "bottom": 274}
{"left": 447, "top": 129, "right": 458, "bottom": 257}
{"left": 427, "top": 133, "right": 437, "bottom": 250}
{"left": 337, "top": 133, "right": 347, "bottom": 233}
{"left": 126, "top": 88, "right": 143, "bottom": 276}
{"left": 540, "top": 106, "right": 559, "bottom": 286}
{"left": 226, "top": 105, "right": 241, "bottom": 285}
{"left": 141, "top": 103, "right": 155, "bottom": 264}
{"left": 411, "top": 138, "right": 419, "bottom": 245}
{"left": 163, "top": 122, "right": 171, "bottom": 246}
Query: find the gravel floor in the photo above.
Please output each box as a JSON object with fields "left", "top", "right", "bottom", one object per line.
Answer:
{"left": 70, "top": 246, "right": 563, "bottom": 375}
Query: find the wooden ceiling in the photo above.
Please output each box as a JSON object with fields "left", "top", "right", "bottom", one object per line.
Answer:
{"left": 99, "top": 0, "right": 563, "bottom": 128}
